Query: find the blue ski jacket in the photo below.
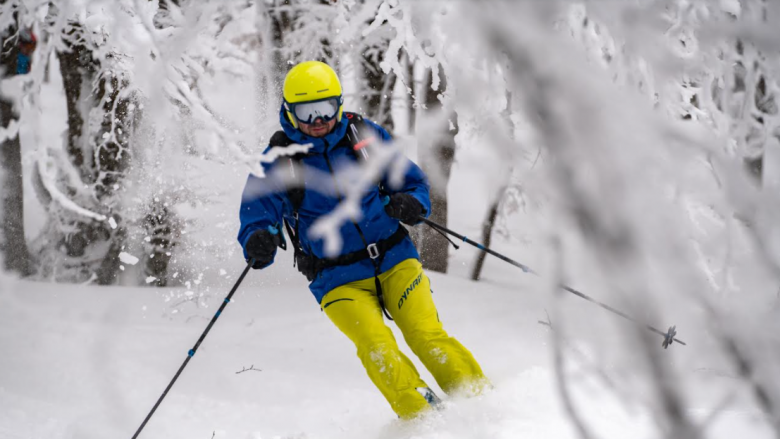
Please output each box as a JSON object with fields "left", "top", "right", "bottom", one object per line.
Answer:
{"left": 237, "top": 107, "right": 431, "bottom": 303}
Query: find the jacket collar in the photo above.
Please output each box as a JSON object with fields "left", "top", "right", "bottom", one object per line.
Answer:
{"left": 279, "top": 105, "right": 348, "bottom": 154}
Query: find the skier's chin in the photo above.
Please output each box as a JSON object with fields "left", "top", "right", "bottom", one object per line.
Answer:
{"left": 309, "top": 125, "right": 329, "bottom": 137}
{"left": 300, "top": 119, "right": 335, "bottom": 137}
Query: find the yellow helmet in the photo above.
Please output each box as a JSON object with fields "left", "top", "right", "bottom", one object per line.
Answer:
{"left": 283, "top": 61, "right": 343, "bottom": 129}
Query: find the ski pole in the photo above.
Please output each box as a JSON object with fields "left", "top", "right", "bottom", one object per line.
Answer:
{"left": 131, "top": 259, "right": 255, "bottom": 439}
{"left": 419, "top": 217, "right": 686, "bottom": 348}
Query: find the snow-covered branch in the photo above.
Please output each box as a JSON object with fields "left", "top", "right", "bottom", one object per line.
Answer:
{"left": 309, "top": 140, "right": 409, "bottom": 256}
{"left": 35, "top": 157, "right": 107, "bottom": 222}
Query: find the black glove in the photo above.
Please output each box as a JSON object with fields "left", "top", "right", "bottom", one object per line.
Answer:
{"left": 384, "top": 193, "right": 424, "bottom": 225}
{"left": 246, "top": 229, "right": 280, "bottom": 269}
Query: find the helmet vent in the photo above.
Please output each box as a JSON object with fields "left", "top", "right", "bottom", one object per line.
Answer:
{"left": 283, "top": 61, "right": 342, "bottom": 105}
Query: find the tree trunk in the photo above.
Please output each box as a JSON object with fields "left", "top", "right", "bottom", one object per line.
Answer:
{"left": 471, "top": 189, "right": 502, "bottom": 281}
{"left": 471, "top": 91, "right": 514, "bottom": 281}
{"left": 405, "top": 51, "right": 415, "bottom": 134}
{"left": 405, "top": 52, "right": 424, "bottom": 249}
{"left": 40, "top": 21, "right": 137, "bottom": 284}
{"left": 55, "top": 29, "right": 108, "bottom": 279}
{"left": 57, "top": 31, "right": 94, "bottom": 179}
{"left": 269, "top": 0, "right": 292, "bottom": 102}
{"left": 418, "top": 67, "right": 456, "bottom": 274}
{"left": 143, "top": 201, "right": 180, "bottom": 287}
{"left": 360, "top": 46, "right": 396, "bottom": 131}
{"left": 0, "top": 24, "right": 33, "bottom": 276}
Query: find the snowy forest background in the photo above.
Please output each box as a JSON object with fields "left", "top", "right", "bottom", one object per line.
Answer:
{"left": 3, "top": 0, "right": 780, "bottom": 438}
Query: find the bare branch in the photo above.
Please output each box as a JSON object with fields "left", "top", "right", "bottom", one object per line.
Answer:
{"left": 235, "top": 365, "right": 263, "bottom": 375}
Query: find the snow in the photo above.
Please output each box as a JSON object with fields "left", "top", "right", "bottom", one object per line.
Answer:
{"left": 0, "top": 261, "right": 772, "bottom": 439}
{"left": 119, "top": 252, "right": 140, "bottom": 266}
{"left": 0, "top": 117, "right": 20, "bottom": 142}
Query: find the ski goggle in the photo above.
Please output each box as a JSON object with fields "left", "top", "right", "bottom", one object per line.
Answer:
{"left": 286, "top": 96, "right": 342, "bottom": 125}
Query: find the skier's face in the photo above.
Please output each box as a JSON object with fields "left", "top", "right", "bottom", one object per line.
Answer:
{"left": 298, "top": 117, "right": 337, "bottom": 138}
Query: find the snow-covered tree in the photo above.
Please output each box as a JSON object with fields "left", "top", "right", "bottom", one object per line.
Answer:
{"left": 16, "top": 1, "right": 272, "bottom": 285}
{"left": 361, "top": 0, "right": 463, "bottom": 273}
{"left": 34, "top": 12, "right": 138, "bottom": 284}
{"left": 263, "top": 0, "right": 339, "bottom": 98}
{"left": 415, "top": 66, "right": 456, "bottom": 273}
{"left": 469, "top": 1, "right": 780, "bottom": 435}
{"left": 352, "top": 0, "right": 397, "bottom": 131}
{"left": 0, "top": 2, "right": 36, "bottom": 277}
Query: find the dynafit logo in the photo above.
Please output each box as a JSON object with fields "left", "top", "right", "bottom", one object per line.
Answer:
{"left": 397, "top": 273, "right": 423, "bottom": 310}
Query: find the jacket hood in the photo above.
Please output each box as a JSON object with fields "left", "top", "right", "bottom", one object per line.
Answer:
{"left": 279, "top": 105, "right": 349, "bottom": 154}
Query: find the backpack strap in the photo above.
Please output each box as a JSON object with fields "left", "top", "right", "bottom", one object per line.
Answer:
{"left": 268, "top": 130, "right": 307, "bottom": 261}
{"left": 268, "top": 130, "right": 306, "bottom": 214}
{"left": 268, "top": 130, "right": 294, "bottom": 147}
{"left": 343, "top": 112, "right": 380, "bottom": 161}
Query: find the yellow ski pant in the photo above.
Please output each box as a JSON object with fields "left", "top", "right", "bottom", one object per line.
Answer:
{"left": 322, "top": 258, "right": 488, "bottom": 419}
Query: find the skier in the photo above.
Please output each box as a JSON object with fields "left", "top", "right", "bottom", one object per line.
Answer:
{"left": 237, "top": 61, "right": 489, "bottom": 419}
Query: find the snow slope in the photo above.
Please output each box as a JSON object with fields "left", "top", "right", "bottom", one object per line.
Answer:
{"left": 0, "top": 260, "right": 771, "bottom": 439}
